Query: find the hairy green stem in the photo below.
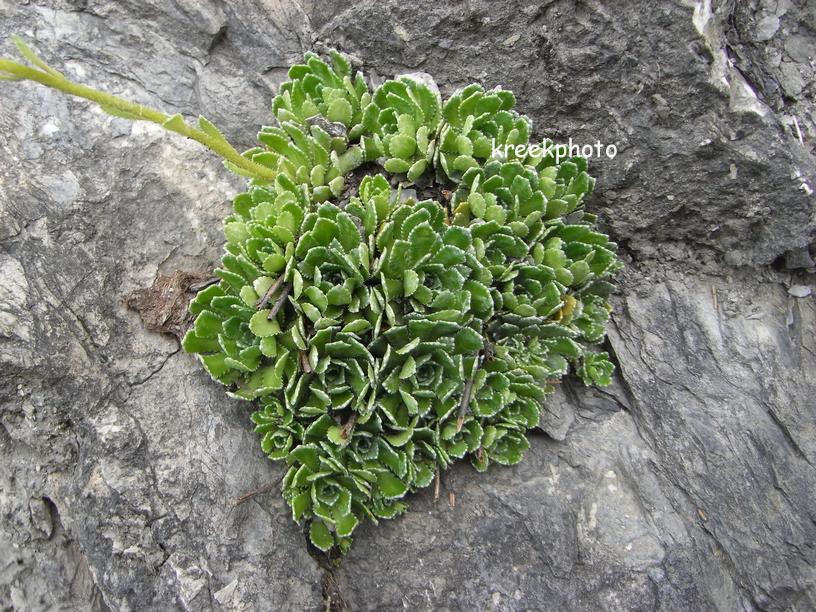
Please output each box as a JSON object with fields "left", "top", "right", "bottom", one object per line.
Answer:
{"left": 0, "top": 37, "right": 278, "bottom": 181}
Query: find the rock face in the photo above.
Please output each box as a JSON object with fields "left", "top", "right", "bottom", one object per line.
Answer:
{"left": 0, "top": 0, "right": 814, "bottom": 610}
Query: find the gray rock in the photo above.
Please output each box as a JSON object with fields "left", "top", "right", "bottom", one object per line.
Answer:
{"left": 784, "top": 246, "right": 815, "bottom": 270}
{"left": 755, "top": 15, "right": 780, "bottom": 42}
{"left": 1, "top": 1, "right": 815, "bottom": 611}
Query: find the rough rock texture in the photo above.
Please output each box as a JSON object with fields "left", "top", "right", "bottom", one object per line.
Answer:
{"left": 0, "top": 0, "right": 814, "bottom": 610}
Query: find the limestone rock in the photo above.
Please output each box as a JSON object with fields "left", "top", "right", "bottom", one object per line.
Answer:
{"left": 1, "top": 1, "right": 814, "bottom": 610}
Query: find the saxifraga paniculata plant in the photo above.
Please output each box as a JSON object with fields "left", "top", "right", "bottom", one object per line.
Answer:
{"left": 1, "top": 38, "right": 622, "bottom": 554}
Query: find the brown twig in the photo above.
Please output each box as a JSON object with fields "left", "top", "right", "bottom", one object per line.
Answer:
{"left": 340, "top": 412, "right": 358, "bottom": 439}
{"left": 448, "top": 491, "right": 456, "bottom": 509}
{"left": 441, "top": 189, "right": 454, "bottom": 224}
{"left": 457, "top": 350, "right": 485, "bottom": 432}
{"left": 300, "top": 350, "right": 313, "bottom": 374}
{"left": 255, "top": 275, "right": 285, "bottom": 309}
{"left": 188, "top": 277, "right": 220, "bottom": 293}
{"left": 433, "top": 465, "right": 441, "bottom": 503}
{"left": 232, "top": 478, "right": 280, "bottom": 506}
{"left": 456, "top": 376, "right": 474, "bottom": 433}
{"left": 267, "top": 283, "right": 292, "bottom": 320}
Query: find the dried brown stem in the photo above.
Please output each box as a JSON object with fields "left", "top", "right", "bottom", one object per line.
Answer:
{"left": 456, "top": 351, "right": 485, "bottom": 432}
{"left": 340, "top": 412, "right": 358, "bottom": 439}
{"left": 267, "top": 283, "right": 292, "bottom": 320}
{"left": 300, "top": 350, "right": 313, "bottom": 374}
{"left": 255, "top": 275, "right": 285, "bottom": 309}
{"left": 188, "top": 277, "right": 220, "bottom": 293}
{"left": 232, "top": 479, "right": 280, "bottom": 506}
{"left": 456, "top": 375, "right": 475, "bottom": 432}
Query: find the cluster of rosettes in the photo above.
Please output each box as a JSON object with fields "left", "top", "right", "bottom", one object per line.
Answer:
{"left": 182, "top": 50, "right": 621, "bottom": 553}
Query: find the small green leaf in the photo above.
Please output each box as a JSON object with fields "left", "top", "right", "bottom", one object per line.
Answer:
{"left": 327, "top": 98, "right": 353, "bottom": 125}
{"left": 334, "top": 512, "right": 359, "bottom": 537}
{"left": 395, "top": 337, "right": 421, "bottom": 355}
{"left": 194, "top": 311, "right": 222, "bottom": 338}
{"left": 224, "top": 222, "right": 249, "bottom": 244}
{"left": 163, "top": 113, "right": 188, "bottom": 134}
{"left": 377, "top": 472, "right": 408, "bottom": 499}
{"left": 291, "top": 491, "right": 311, "bottom": 521}
{"left": 389, "top": 134, "right": 417, "bottom": 159}
{"left": 399, "top": 356, "right": 416, "bottom": 379}
{"left": 197, "top": 115, "right": 229, "bottom": 145}
{"left": 407, "top": 159, "right": 427, "bottom": 182}
{"left": 384, "top": 427, "right": 413, "bottom": 447}
{"left": 327, "top": 285, "right": 352, "bottom": 305}
{"left": 384, "top": 158, "right": 412, "bottom": 173}
{"left": 263, "top": 253, "right": 286, "bottom": 273}
{"left": 309, "top": 521, "right": 334, "bottom": 551}
{"left": 403, "top": 269, "right": 419, "bottom": 296}
{"left": 181, "top": 330, "right": 220, "bottom": 354}
{"left": 399, "top": 389, "right": 418, "bottom": 415}
{"left": 293, "top": 269, "right": 304, "bottom": 299}
{"left": 304, "top": 285, "right": 329, "bottom": 311}
{"left": 11, "top": 36, "right": 63, "bottom": 78}
{"left": 341, "top": 318, "right": 371, "bottom": 334}
{"left": 329, "top": 176, "right": 345, "bottom": 197}
{"left": 259, "top": 336, "right": 278, "bottom": 357}
{"left": 288, "top": 444, "right": 320, "bottom": 471}
{"left": 454, "top": 327, "right": 483, "bottom": 353}
{"left": 249, "top": 310, "right": 281, "bottom": 337}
